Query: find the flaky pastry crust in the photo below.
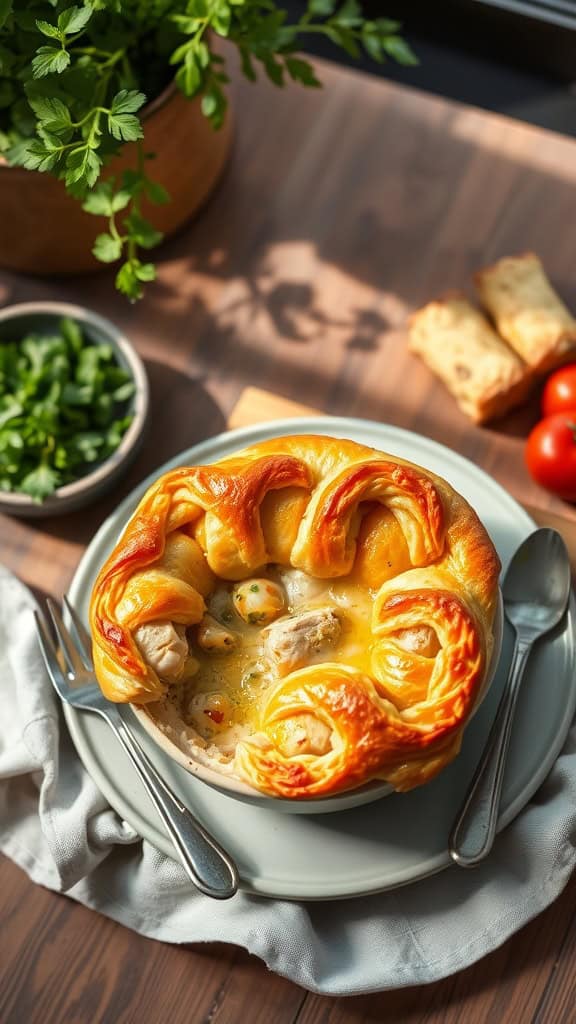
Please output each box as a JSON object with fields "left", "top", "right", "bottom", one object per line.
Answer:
{"left": 89, "top": 435, "right": 501, "bottom": 798}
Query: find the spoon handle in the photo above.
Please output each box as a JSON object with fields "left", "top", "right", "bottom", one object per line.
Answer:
{"left": 448, "top": 635, "right": 532, "bottom": 867}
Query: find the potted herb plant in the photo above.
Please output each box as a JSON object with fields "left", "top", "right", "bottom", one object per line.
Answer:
{"left": 0, "top": 1, "right": 415, "bottom": 299}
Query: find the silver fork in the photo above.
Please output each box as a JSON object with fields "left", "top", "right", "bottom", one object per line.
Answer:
{"left": 35, "top": 597, "right": 239, "bottom": 900}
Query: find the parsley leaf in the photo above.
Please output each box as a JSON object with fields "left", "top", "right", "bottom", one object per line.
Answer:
{"left": 58, "top": 6, "right": 92, "bottom": 36}
{"left": 92, "top": 233, "right": 123, "bottom": 262}
{"left": 28, "top": 96, "right": 72, "bottom": 135}
{"left": 31, "top": 46, "right": 71, "bottom": 78}
{"left": 110, "top": 90, "right": 147, "bottom": 116}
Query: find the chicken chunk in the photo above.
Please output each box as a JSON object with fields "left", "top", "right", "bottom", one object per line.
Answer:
{"left": 196, "top": 614, "right": 238, "bottom": 653}
{"left": 133, "top": 620, "right": 188, "bottom": 679}
{"left": 264, "top": 607, "right": 341, "bottom": 676}
{"left": 394, "top": 625, "right": 440, "bottom": 658}
{"left": 272, "top": 713, "right": 333, "bottom": 757}
{"left": 233, "top": 578, "right": 286, "bottom": 626}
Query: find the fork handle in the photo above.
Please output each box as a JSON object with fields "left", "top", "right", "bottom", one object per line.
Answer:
{"left": 106, "top": 709, "right": 239, "bottom": 899}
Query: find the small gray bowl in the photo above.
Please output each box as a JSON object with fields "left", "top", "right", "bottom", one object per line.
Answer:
{"left": 0, "top": 301, "right": 149, "bottom": 517}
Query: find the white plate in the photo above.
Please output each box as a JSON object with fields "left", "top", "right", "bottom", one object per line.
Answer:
{"left": 66, "top": 417, "right": 576, "bottom": 901}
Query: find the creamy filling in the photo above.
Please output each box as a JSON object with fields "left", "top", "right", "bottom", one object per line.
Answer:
{"left": 141, "top": 567, "right": 439, "bottom": 760}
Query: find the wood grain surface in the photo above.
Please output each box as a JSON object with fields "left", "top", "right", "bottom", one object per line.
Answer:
{"left": 2, "top": 50, "right": 576, "bottom": 1023}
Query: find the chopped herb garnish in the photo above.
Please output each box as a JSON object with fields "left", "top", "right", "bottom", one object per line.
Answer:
{"left": 249, "top": 584, "right": 260, "bottom": 593}
{"left": 0, "top": 317, "right": 134, "bottom": 502}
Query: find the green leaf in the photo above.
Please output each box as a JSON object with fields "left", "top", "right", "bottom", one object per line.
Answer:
{"left": 19, "top": 139, "right": 59, "bottom": 173}
{"left": 308, "top": 0, "right": 335, "bottom": 14}
{"left": 115, "top": 261, "right": 141, "bottom": 300}
{"left": 32, "top": 47, "right": 71, "bottom": 78}
{"left": 35, "top": 20, "right": 61, "bottom": 41}
{"left": 60, "top": 317, "right": 83, "bottom": 354}
{"left": 20, "top": 463, "right": 60, "bottom": 502}
{"left": 58, "top": 6, "right": 92, "bottom": 35}
{"left": 37, "top": 127, "right": 64, "bottom": 151}
{"left": 92, "top": 233, "right": 123, "bottom": 262}
{"left": 170, "top": 14, "right": 202, "bottom": 33}
{"left": 116, "top": 259, "right": 155, "bottom": 300}
{"left": 382, "top": 35, "right": 418, "bottom": 66}
{"left": 112, "top": 380, "right": 135, "bottom": 401}
{"left": 29, "top": 96, "right": 72, "bottom": 134}
{"left": 107, "top": 111, "right": 143, "bottom": 142}
{"left": 82, "top": 182, "right": 114, "bottom": 215}
{"left": 175, "top": 49, "right": 202, "bottom": 96}
{"left": 111, "top": 189, "right": 132, "bottom": 212}
{"left": 361, "top": 25, "right": 383, "bottom": 63}
{"left": 170, "top": 41, "right": 192, "bottom": 66}
{"left": 325, "top": 24, "right": 359, "bottom": 59}
{"left": 61, "top": 382, "right": 93, "bottom": 405}
{"left": 135, "top": 262, "right": 155, "bottom": 281}
{"left": 334, "top": 0, "right": 362, "bottom": 27}
{"left": 145, "top": 180, "right": 169, "bottom": 205}
{"left": 65, "top": 146, "right": 102, "bottom": 188}
{"left": 110, "top": 90, "right": 147, "bottom": 115}
{"left": 196, "top": 41, "right": 210, "bottom": 68}
{"left": 120, "top": 169, "right": 142, "bottom": 193}
{"left": 374, "top": 19, "right": 401, "bottom": 33}
{"left": 201, "top": 92, "right": 217, "bottom": 118}
{"left": 212, "top": 1, "right": 231, "bottom": 36}
{"left": 124, "top": 210, "right": 162, "bottom": 249}
{"left": 0, "top": 399, "right": 23, "bottom": 429}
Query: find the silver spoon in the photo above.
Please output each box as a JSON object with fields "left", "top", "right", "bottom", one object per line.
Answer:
{"left": 449, "top": 527, "right": 571, "bottom": 867}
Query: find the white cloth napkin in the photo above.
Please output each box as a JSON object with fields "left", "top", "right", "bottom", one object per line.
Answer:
{"left": 2, "top": 564, "right": 576, "bottom": 997}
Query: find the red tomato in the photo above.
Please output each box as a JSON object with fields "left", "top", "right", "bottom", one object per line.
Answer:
{"left": 526, "top": 411, "right": 576, "bottom": 501}
{"left": 542, "top": 364, "right": 576, "bottom": 417}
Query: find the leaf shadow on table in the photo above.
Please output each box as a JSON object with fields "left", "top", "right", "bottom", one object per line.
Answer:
{"left": 27, "top": 358, "right": 226, "bottom": 550}
{"left": 143, "top": 58, "right": 576, "bottom": 315}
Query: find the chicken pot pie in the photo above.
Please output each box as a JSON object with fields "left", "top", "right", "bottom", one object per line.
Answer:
{"left": 89, "top": 435, "right": 501, "bottom": 799}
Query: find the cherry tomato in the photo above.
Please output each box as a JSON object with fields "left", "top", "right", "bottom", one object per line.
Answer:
{"left": 526, "top": 411, "right": 576, "bottom": 501}
{"left": 542, "top": 364, "right": 576, "bottom": 417}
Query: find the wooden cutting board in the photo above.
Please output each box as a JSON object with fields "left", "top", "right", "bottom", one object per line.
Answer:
{"left": 228, "top": 386, "right": 576, "bottom": 568}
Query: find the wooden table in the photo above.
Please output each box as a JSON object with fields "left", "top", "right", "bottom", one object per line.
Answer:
{"left": 2, "top": 54, "right": 576, "bottom": 1023}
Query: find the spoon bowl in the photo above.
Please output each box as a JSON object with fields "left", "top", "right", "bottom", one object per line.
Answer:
{"left": 503, "top": 529, "right": 572, "bottom": 636}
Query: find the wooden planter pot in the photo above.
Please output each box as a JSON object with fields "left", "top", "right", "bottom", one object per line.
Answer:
{"left": 0, "top": 85, "right": 232, "bottom": 275}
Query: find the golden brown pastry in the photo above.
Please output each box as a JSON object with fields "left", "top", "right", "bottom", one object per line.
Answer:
{"left": 409, "top": 293, "right": 533, "bottom": 423}
{"left": 475, "top": 252, "right": 576, "bottom": 373}
{"left": 89, "top": 435, "right": 501, "bottom": 799}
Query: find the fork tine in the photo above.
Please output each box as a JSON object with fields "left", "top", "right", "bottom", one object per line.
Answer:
{"left": 34, "top": 609, "right": 69, "bottom": 700}
{"left": 63, "top": 595, "right": 94, "bottom": 670}
{"left": 46, "top": 598, "right": 86, "bottom": 678}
